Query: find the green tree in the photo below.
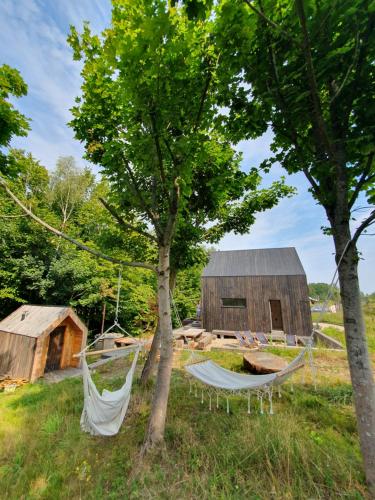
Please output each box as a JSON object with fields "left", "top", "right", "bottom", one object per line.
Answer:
{"left": 68, "top": 0, "right": 243, "bottom": 448}
{"left": 49, "top": 156, "right": 94, "bottom": 232}
{"left": 0, "top": 151, "right": 156, "bottom": 334}
{"left": 0, "top": 65, "right": 30, "bottom": 177}
{"left": 213, "top": 0, "right": 375, "bottom": 490}
{"left": 308, "top": 283, "right": 340, "bottom": 302}
{"left": 67, "top": 0, "right": 292, "bottom": 448}
{"left": 1, "top": 4, "right": 291, "bottom": 449}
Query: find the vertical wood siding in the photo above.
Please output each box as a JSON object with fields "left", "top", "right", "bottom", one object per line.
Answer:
{"left": 202, "top": 275, "right": 312, "bottom": 336}
{"left": 0, "top": 331, "right": 36, "bottom": 379}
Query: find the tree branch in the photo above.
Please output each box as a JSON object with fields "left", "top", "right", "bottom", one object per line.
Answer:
{"left": 330, "top": 30, "right": 360, "bottom": 104}
{"left": 348, "top": 153, "right": 375, "bottom": 210}
{"left": 149, "top": 109, "right": 167, "bottom": 184}
{"left": 302, "top": 166, "right": 322, "bottom": 199}
{"left": 164, "top": 178, "right": 181, "bottom": 244}
{"left": 261, "top": 25, "right": 322, "bottom": 200}
{"left": 163, "top": 137, "right": 178, "bottom": 168}
{"left": 0, "top": 213, "right": 28, "bottom": 218}
{"left": 0, "top": 177, "right": 157, "bottom": 273}
{"left": 351, "top": 209, "right": 375, "bottom": 247}
{"left": 121, "top": 158, "right": 161, "bottom": 236}
{"left": 194, "top": 72, "right": 212, "bottom": 132}
{"left": 243, "top": 0, "right": 298, "bottom": 44}
{"left": 149, "top": 108, "right": 170, "bottom": 205}
{"left": 99, "top": 197, "right": 158, "bottom": 243}
{"left": 295, "top": 0, "right": 335, "bottom": 161}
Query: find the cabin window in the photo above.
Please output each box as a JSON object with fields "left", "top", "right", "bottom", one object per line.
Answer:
{"left": 221, "top": 298, "right": 247, "bottom": 308}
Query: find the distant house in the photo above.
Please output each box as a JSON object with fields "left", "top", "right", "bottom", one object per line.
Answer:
{"left": 311, "top": 304, "right": 337, "bottom": 313}
{"left": 201, "top": 248, "right": 312, "bottom": 336}
{"left": 0, "top": 305, "right": 87, "bottom": 381}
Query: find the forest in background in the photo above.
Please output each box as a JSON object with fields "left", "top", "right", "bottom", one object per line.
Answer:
{"left": 0, "top": 150, "right": 203, "bottom": 337}
{"left": 1, "top": 152, "right": 372, "bottom": 338}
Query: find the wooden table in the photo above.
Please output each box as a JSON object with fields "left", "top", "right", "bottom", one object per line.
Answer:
{"left": 115, "top": 337, "right": 138, "bottom": 346}
{"left": 243, "top": 351, "right": 288, "bottom": 375}
{"left": 173, "top": 327, "right": 205, "bottom": 340}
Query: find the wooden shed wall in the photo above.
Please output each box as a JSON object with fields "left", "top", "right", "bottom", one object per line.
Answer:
{"left": 0, "top": 331, "right": 36, "bottom": 379}
{"left": 30, "top": 317, "right": 86, "bottom": 381}
{"left": 201, "top": 275, "right": 312, "bottom": 336}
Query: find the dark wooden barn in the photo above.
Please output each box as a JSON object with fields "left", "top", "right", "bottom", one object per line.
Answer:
{"left": 0, "top": 305, "right": 87, "bottom": 381}
{"left": 201, "top": 248, "right": 312, "bottom": 336}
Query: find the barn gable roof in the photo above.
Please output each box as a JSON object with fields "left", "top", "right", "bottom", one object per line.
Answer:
{"left": 202, "top": 248, "right": 306, "bottom": 277}
{"left": 0, "top": 305, "right": 87, "bottom": 338}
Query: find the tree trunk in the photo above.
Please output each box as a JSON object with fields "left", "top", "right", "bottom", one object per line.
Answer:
{"left": 140, "top": 321, "right": 161, "bottom": 385}
{"left": 100, "top": 301, "right": 106, "bottom": 335}
{"left": 140, "top": 269, "right": 177, "bottom": 386}
{"left": 333, "top": 225, "right": 375, "bottom": 494}
{"left": 142, "top": 245, "right": 174, "bottom": 449}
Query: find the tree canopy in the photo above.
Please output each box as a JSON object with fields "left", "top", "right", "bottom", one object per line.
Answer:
{"left": 211, "top": 0, "right": 375, "bottom": 490}
{"left": 66, "top": 0, "right": 293, "bottom": 447}
{"left": 0, "top": 64, "right": 30, "bottom": 177}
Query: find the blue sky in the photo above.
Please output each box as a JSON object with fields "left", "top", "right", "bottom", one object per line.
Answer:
{"left": 1, "top": 0, "right": 374, "bottom": 292}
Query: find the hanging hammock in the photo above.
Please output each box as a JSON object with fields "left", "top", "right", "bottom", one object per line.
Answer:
{"left": 80, "top": 345, "right": 140, "bottom": 436}
{"left": 78, "top": 268, "right": 142, "bottom": 436}
{"left": 185, "top": 343, "right": 313, "bottom": 414}
{"left": 185, "top": 344, "right": 308, "bottom": 391}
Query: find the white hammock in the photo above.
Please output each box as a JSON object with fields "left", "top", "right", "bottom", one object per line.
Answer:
{"left": 80, "top": 346, "right": 140, "bottom": 436}
{"left": 185, "top": 345, "right": 308, "bottom": 391}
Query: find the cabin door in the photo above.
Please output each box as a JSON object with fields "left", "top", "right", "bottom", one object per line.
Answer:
{"left": 45, "top": 327, "right": 65, "bottom": 372}
{"left": 269, "top": 300, "right": 283, "bottom": 330}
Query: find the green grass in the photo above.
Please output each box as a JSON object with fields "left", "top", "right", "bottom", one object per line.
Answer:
{"left": 1, "top": 303, "right": 374, "bottom": 499}
{"left": 312, "top": 301, "right": 375, "bottom": 353}
{"left": 0, "top": 349, "right": 368, "bottom": 499}
{"left": 312, "top": 311, "right": 344, "bottom": 326}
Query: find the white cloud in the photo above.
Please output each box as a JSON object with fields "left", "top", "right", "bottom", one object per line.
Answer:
{"left": 0, "top": 0, "right": 109, "bottom": 172}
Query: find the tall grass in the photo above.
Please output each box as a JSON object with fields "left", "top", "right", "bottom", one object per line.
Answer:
{"left": 0, "top": 349, "right": 368, "bottom": 499}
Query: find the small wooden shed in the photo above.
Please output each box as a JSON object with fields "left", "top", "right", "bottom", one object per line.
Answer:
{"left": 201, "top": 248, "right": 312, "bottom": 336}
{"left": 0, "top": 305, "right": 87, "bottom": 381}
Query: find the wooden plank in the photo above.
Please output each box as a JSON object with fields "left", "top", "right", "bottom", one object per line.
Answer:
{"left": 73, "top": 344, "right": 139, "bottom": 358}
{"left": 0, "top": 331, "right": 35, "bottom": 380}
{"left": 314, "top": 329, "right": 344, "bottom": 349}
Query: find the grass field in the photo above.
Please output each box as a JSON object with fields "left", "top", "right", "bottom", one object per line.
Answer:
{"left": 0, "top": 351, "right": 368, "bottom": 499}
{"left": 312, "top": 300, "right": 375, "bottom": 354}
{"left": 0, "top": 305, "right": 374, "bottom": 499}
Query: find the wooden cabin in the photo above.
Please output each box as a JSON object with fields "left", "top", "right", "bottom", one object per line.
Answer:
{"left": 201, "top": 248, "right": 312, "bottom": 336}
{"left": 0, "top": 305, "right": 87, "bottom": 381}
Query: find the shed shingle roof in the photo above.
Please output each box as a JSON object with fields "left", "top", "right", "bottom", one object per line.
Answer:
{"left": 0, "top": 305, "right": 87, "bottom": 338}
{"left": 202, "top": 248, "right": 306, "bottom": 277}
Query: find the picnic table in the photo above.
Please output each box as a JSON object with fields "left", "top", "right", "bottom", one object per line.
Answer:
{"left": 173, "top": 327, "right": 205, "bottom": 340}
